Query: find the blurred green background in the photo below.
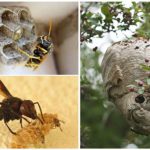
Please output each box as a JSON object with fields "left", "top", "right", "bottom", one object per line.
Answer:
{"left": 81, "top": 2, "right": 150, "bottom": 148}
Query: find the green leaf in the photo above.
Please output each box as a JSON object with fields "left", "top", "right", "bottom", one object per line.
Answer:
{"left": 86, "top": 11, "right": 93, "bottom": 18}
{"left": 141, "top": 64, "right": 150, "bottom": 71}
{"left": 138, "top": 88, "right": 144, "bottom": 94}
{"left": 101, "top": 4, "right": 110, "bottom": 16}
{"left": 147, "top": 78, "right": 150, "bottom": 85}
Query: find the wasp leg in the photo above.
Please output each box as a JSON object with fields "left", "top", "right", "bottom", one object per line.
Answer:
{"left": 20, "top": 118, "right": 23, "bottom": 128}
{"left": 4, "top": 121, "right": 17, "bottom": 135}
{"left": 10, "top": 109, "right": 30, "bottom": 125}
{"left": 34, "top": 102, "right": 45, "bottom": 122}
{"left": 21, "top": 116, "right": 31, "bottom": 124}
{"left": 36, "top": 116, "right": 44, "bottom": 124}
{"left": 20, "top": 117, "right": 30, "bottom": 127}
{"left": 18, "top": 47, "right": 41, "bottom": 60}
{"left": 36, "top": 46, "right": 48, "bottom": 54}
{"left": 25, "top": 62, "right": 39, "bottom": 70}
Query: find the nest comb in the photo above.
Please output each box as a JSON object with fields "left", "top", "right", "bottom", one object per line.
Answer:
{"left": 0, "top": 6, "right": 37, "bottom": 65}
{"left": 7, "top": 113, "right": 64, "bottom": 148}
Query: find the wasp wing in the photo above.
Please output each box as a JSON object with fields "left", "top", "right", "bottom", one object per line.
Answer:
{"left": 0, "top": 80, "right": 12, "bottom": 98}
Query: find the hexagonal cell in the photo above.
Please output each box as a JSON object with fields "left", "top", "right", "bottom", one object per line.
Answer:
{"left": 19, "top": 9, "right": 32, "bottom": 24}
{"left": 2, "top": 43, "right": 21, "bottom": 59}
{"left": 22, "top": 25, "right": 36, "bottom": 40}
{"left": 2, "top": 10, "right": 17, "bottom": 29}
{"left": 22, "top": 42, "right": 34, "bottom": 54}
{"left": 2, "top": 10, "right": 14, "bottom": 23}
{"left": 31, "top": 25, "right": 36, "bottom": 35}
{"left": 13, "top": 26, "right": 23, "bottom": 41}
{"left": 15, "top": 43, "right": 34, "bottom": 62}
{"left": 0, "top": 7, "right": 37, "bottom": 65}
{"left": 0, "top": 25, "right": 13, "bottom": 42}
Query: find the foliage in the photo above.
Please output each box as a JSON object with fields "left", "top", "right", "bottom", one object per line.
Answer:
{"left": 81, "top": 2, "right": 143, "bottom": 43}
{"left": 136, "top": 3, "right": 150, "bottom": 38}
{"left": 81, "top": 44, "right": 130, "bottom": 148}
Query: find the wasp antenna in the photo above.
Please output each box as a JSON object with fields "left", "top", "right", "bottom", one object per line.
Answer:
{"left": 48, "top": 20, "right": 52, "bottom": 37}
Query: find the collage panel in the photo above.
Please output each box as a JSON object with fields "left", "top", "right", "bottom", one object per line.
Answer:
{"left": 0, "top": 2, "right": 78, "bottom": 75}
{"left": 0, "top": 0, "right": 79, "bottom": 149}
{"left": 0, "top": 76, "right": 78, "bottom": 148}
{"left": 81, "top": 1, "right": 150, "bottom": 148}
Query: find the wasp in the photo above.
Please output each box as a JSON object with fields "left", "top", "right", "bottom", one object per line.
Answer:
{"left": 0, "top": 80, "right": 44, "bottom": 135}
{"left": 18, "top": 22, "right": 54, "bottom": 69}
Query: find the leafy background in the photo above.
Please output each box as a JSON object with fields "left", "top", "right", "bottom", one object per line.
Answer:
{"left": 81, "top": 2, "right": 150, "bottom": 148}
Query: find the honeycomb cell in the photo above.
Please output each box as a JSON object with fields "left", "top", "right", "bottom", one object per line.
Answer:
{"left": 31, "top": 25, "right": 36, "bottom": 35}
{"left": 0, "top": 7, "right": 37, "bottom": 65}
{"left": 1, "top": 43, "right": 23, "bottom": 64}
{"left": 13, "top": 27, "right": 23, "bottom": 41}
{"left": 0, "top": 25, "right": 13, "bottom": 41}
{"left": 2, "top": 10, "right": 15, "bottom": 24}
{"left": 22, "top": 26, "right": 36, "bottom": 40}
{"left": 22, "top": 42, "right": 34, "bottom": 54}
{"left": 3, "top": 43, "right": 19, "bottom": 58}
{"left": 19, "top": 9, "right": 31, "bottom": 24}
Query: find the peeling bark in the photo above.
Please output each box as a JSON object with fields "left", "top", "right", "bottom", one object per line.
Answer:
{"left": 101, "top": 38, "right": 150, "bottom": 135}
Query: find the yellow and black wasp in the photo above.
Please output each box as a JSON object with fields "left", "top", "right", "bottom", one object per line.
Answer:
{"left": 18, "top": 22, "right": 54, "bottom": 69}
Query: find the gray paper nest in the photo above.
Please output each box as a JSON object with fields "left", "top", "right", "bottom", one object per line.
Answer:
{"left": 102, "top": 38, "right": 150, "bottom": 135}
{"left": 0, "top": 6, "right": 37, "bottom": 65}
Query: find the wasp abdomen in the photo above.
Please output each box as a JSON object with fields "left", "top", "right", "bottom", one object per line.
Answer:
{"left": 1, "top": 98, "right": 22, "bottom": 122}
{"left": 34, "top": 48, "right": 44, "bottom": 57}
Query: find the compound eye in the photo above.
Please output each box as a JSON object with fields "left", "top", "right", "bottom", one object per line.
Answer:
{"left": 135, "top": 94, "right": 145, "bottom": 103}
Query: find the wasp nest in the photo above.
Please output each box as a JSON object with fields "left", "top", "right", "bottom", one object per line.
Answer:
{"left": 102, "top": 37, "right": 150, "bottom": 135}
{"left": 7, "top": 113, "right": 64, "bottom": 148}
{"left": 0, "top": 6, "right": 37, "bottom": 65}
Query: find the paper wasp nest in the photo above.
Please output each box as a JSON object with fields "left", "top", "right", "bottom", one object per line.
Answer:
{"left": 0, "top": 6, "right": 37, "bottom": 65}
{"left": 7, "top": 113, "right": 63, "bottom": 148}
{"left": 101, "top": 38, "right": 150, "bottom": 135}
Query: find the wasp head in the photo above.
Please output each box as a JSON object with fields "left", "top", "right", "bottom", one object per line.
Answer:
{"left": 37, "top": 36, "right": 54, "bottom": 53}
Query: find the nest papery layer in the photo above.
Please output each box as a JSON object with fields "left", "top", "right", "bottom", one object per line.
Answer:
{"left": 7, "top": 113, "right": 62, "bottom": 148}
{"left": 101, "top": 37, "right": 150, "bottom": 135}
{"left": 0, "top": 6, "right": 37, "bottom": 65}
